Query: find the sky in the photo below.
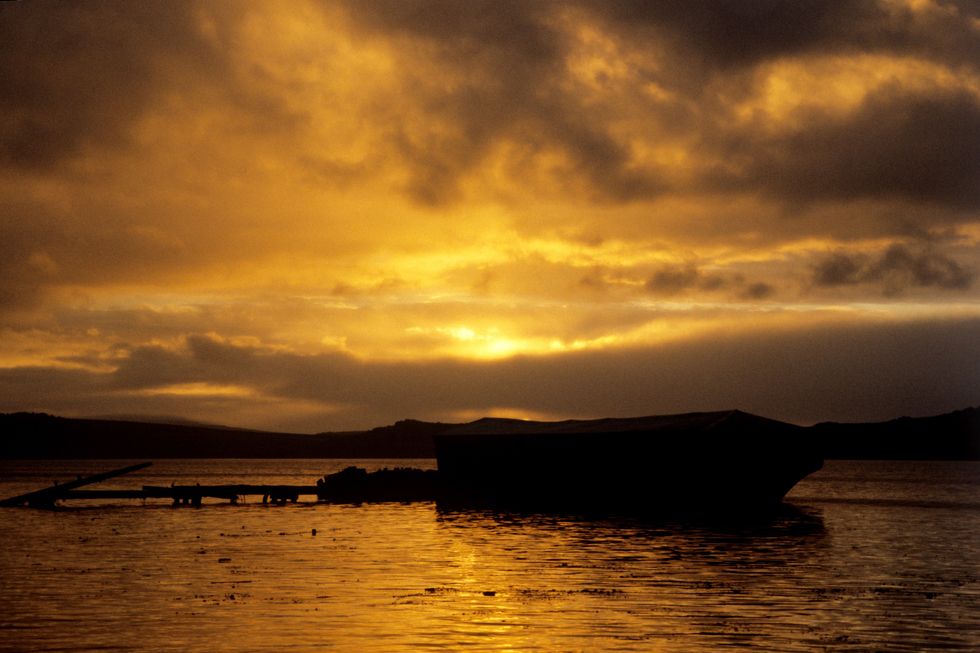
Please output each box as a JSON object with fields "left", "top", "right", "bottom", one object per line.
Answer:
{"left": 1, "top": 0, "right": 979, "bottom": 433}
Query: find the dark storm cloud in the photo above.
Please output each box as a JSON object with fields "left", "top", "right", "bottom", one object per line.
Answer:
{"left": 644, "top": 263, "right": 772, "bottom": 299}
{"left": 339, "top": 0, "right": 562, "bottom": 204}
{"left": 350, "top": 0, "right": 980, "bottom": 77}
{"left": 716, "top": 87, "right": 980, "bottom": 208}
{"left": 586, "top": 0, "right": 879, "bottom": 70}
{"left": 340, "top": 0, "right": 669, "bottom": 204}
{"left": 740, "top": 282, "right": 774, "bottom": 300}
{"left": 598, "top": 0, "right": 980, "bottom": 212}
{"left": 2, "top": 318, "right": 979, "bottom": 430}
{"left": 601, "top": 0, "right": 980, "bottom": 210}
{"left": 7, "top": 0, "right": 978, "bottom": 211}
{"left": 812, "top": 244, "right": 974, "bottom": 294}
{"left": 813, "top": 253, "right": 864, "bottom": 287}
{"left": 343, "top": 0, "right": 555, "bottom": 58}
{"left": 0, "top": 1, "right": 225, "bottom": 170}
{"left": 336, "top": 0, "right": 980, "bottom": 210}
{"left": 871, "top": 244, "right": 974, "bottom": 290}
{"left": 645, "top": 264, "right": 717, "bottom": 295}
{"left": 589, "top": 0, "right": 980, "bottom": 76}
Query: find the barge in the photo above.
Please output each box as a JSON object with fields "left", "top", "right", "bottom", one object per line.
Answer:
{"left": 433, "top": 410, "right": 823, "bottom": 514}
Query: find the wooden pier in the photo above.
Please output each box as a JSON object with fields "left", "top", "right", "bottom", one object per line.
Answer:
{"left": 0, "top": 462, "right": 154, "bottom": 508}
{"left": 0, "top": 463, "right": 439, "bottom": 508}
{"left": 0, "top": 463, "right": 321, "bottom": 507}
{"left": 61, "top": 485, "right": 319, "bottom": 506}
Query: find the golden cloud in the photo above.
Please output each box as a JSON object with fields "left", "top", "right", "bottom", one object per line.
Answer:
{"left": 1, "top": 0, "right": 978, "bottom": 429}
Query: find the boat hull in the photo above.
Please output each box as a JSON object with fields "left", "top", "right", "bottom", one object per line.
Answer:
{"left": 434, "top": 411, "right": 823, "bottom": 515}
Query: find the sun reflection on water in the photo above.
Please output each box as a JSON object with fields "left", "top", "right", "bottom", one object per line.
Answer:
{"left": 0, "top": 460, "right": 978, "bottom": 651}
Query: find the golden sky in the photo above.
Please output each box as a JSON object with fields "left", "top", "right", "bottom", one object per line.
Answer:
{"left": 1, "top": 0, "right": 979, "bottom": 432}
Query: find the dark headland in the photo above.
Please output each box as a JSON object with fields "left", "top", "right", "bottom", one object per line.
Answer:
{"left": 0, "top": 407, "right": 977, "bottom": 460}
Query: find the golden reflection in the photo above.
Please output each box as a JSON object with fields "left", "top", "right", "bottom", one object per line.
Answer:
{"left": 421, "top": 507, "right": 828, "bottom": 650}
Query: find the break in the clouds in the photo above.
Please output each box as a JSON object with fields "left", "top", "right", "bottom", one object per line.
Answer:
{"left": 1, "top": 318, "right": 978, "bottom": 432}
{"left": 1, "top": 0, "right": 978, "bottom": 431}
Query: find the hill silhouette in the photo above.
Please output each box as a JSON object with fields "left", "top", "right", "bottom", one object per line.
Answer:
{"left": 812, "top": 406, "right": 979, "bottom": 460}
{"left": 0, "top": 414, "right": 445, "bottom": 459}
{"left": 0, "top": 408, "right": 977, "bottom": 460}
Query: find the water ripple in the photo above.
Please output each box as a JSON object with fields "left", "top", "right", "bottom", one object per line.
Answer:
{"left": 0, "top": 460, "right": 977, "bottom": 651}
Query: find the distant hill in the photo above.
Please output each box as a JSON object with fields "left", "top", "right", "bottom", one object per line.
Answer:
{"left": 810, "top": 406, "right": 979, "bottom": 460}
{"left": 0, "top": 408, "right": 977, "bottom": 460}
{"left": 0, "top": 413, "right": 443, "bottom": 459}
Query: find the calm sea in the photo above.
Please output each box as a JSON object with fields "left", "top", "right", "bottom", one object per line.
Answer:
{"left": 0, "top": 459, "right": 978, "bottom": 652}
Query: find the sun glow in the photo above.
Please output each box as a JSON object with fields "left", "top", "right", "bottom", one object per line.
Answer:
{"left": 2, "top": 1, "right": 978, "bottom": 431}
{"left": 127, "top": 383, "right": 257, "bottom": 398}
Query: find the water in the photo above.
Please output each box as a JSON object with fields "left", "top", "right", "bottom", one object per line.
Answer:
{"left": 1, "top": 460, "right": 977, "bottom": 651}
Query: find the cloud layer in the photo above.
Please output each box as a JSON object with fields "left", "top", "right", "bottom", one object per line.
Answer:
{"left": 1, "top": 0, "right": 978, "bottom": 430}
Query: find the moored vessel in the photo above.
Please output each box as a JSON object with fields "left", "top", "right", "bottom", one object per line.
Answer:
{"left": 434, "top": 410, "right": 823, "bottom": 514}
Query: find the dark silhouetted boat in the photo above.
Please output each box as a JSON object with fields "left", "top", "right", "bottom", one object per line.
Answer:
{"left": 433, "top": 410, "right": 823, "bottom": 514}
